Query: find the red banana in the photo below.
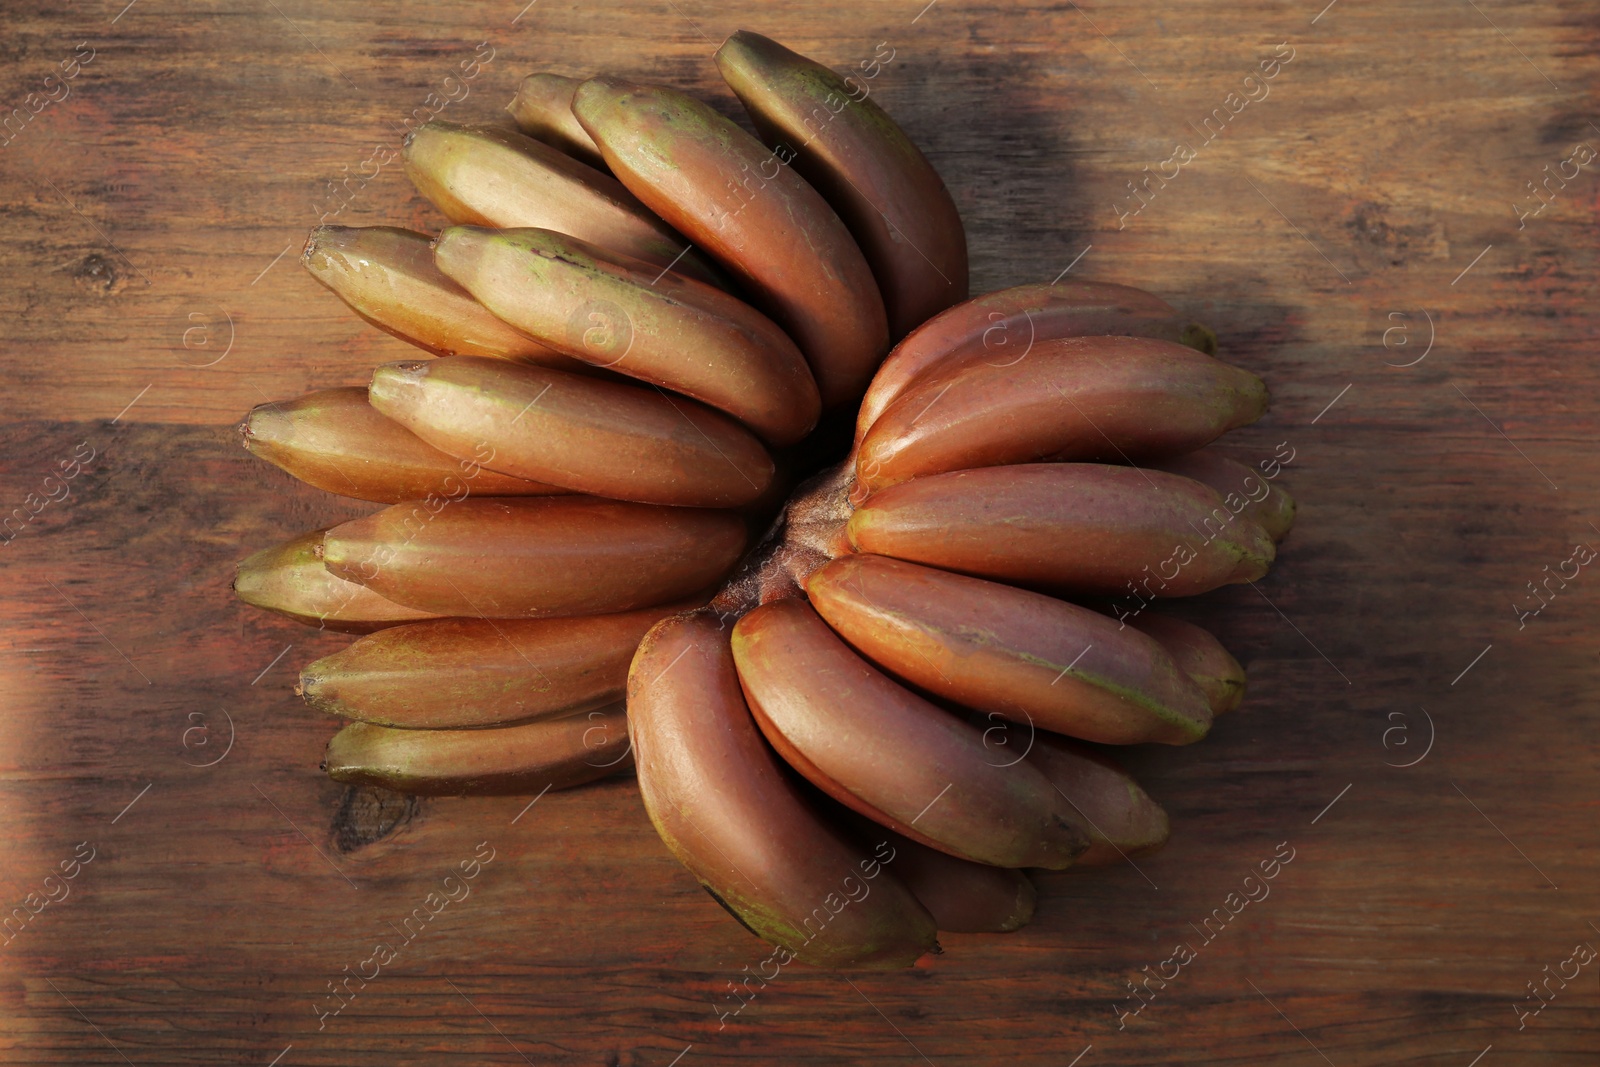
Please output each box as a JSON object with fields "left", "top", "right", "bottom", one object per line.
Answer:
{"left": 401, "top": 120, "right": 725, "bottom": 287}
{"left": 233, "top": 528, "right": 441, "bottom": 632}
{"left": 318, "top": 497, "right": 746, "bottom": 618}
{"left": 846, "top": 463, "right": 1274, "bottom": 596}
{"left": 367, "top": 356, "right": 775, "bottom": 508}
{"left": 715, "top": 31, "right": 967, "bottom": 340}
{"left": 1027, "top": 735, "right": 1170, "bottom": 866}
{"left": 432, "top": 225, "right": 820, "bottom": 446}
{"left": 833, "top": 811, "right": 1035, "bottom": 933}
{"left": 572, "top": 77, "right": 889, "bottom": 410}
{"left": 855, "top": 281, "right": 1211, "bottom": 441}
{"left": 322, "top": 703, "right": 633, "bottom": 795}
{"left": 805, "top": 554, "right": 1213, "bottom": 746}
{"left": 241, "top": 386, "right": 564, "bottom": 504}
{"left": 300, "top": 225, "right": 572, "bottom": 364}
{"left": 628, "top": 612, "right": 938, "bottom": 968}
{"left": 507, "top": 72, "right": 606, "bottom": 170}
{"left": 1152, "top": 449, "right": 1296, "bottom": 543}
{"left": 1126, "top": 613, "right": 1246, "bottom": 716}
{"left": 853, "top": 335, "right": 1267, "bottom": 502}
{"left": 731, "top": 597, "right": 1090, "bottom": 869}
{"left": 299, "top": 604, "right": 695, "bottom": 728}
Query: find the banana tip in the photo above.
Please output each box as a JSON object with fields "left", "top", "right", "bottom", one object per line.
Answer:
{"left": 301, "top": 226, "right": 325, "bottom": 264}
{"left": 719, "top": 28, "right": 763, "bottom": 54}
{"left": 428, "top": 227, "right": 460, "bottom": 257}
{"left": 230, "top": 566, "right": 263, "bottom": 605}
{"left": 1181, "top": 321, "right": 1218, "bottom": 356}
{"left": 369, "top": 361, "right": 431, "bottom": 403}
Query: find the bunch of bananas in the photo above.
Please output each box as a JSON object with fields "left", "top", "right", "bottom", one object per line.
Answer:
{"left": 234, "top": 31, "right": 1294, "bottom": 968}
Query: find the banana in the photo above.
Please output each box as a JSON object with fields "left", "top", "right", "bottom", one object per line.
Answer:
{"left": 400, "top": 121, "right": 726, "bottom": 287}
{"left": 805, "top": 554, "right": 1213, "bottom": 746}
{"left": 233, "top": 528, "right": 441, "bottom": 632}
{"left": 878, "top": 833, "right": 1035, "bottom": 934}
{"left": 241, "top": 387, "right": 565, "bottom": 504}
{"left": 714, "top": 31, "right": 967, "bottom": 341}
{"left": 1125, "top": 613, "right": 1245, "bottom": 715}
{"left": 322, "top": 702, "right": 633, "bottom": 795}
{"left": 299, "top": 603, "right": 694, "bottom": 728}
{"left": 432, "top": 226, "right": 820, "bottom": 446}
{"left": 1026, "top": 734, "right": 1169, "bottom": 866}
{"left": 846, "top": 463, "right": 1275, "bottom": 597}
{"left": 301, "top": 225, "right": 574, "bottom": 364}
{"left": 318, "top": 497, "right": 746, "bottom": 618}
{"left": 853, "top": 335, "right": 1268, "bottom": 502}
{"left": 571, "top": 77, "right": 889, "bottom": 410}
{"left": 832, "top": 811, "right": 1035, "bottom": 933}
{"left": 855, "top": 280, "right": 1213, "bottom": 442}
{"left": 367, "top": 357, "right": 775, "bottom": 508}
{"left": 730, "top": 597, "right": 1090, "bottom": 869}
{"left": 507, "top": 72, "right": 606, "bottom": 170}
{"left": 628, "top": 612, "right": 938, "bottom": 969}
{"left": 1151, "top": 449, "right": 1296, "bottom": 542}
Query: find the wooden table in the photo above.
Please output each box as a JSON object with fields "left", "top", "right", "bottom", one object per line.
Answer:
{"left": 2, "top": 1, "right": 1596, "bottom": 1063}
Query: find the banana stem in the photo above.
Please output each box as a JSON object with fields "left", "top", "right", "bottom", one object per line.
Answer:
{"left": 711, "top": 457, "right": 856, "bottom": 617}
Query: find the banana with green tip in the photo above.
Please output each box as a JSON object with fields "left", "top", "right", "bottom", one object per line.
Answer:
{"left": 715, "top": 30, "right": 967, "bottom": 340}
{"left": 846, "top": 462, "right": 1275, "bottom": 597}
{"left": 1152, "top": 448, "right": 1296, "bottom": 542}
{"left": 432, "top": 225, "right": 820, "bottom": 446}
{"left": 300, "top": 604, "right": 696, "bottom": 728}
{"left": 318, "top": 496, "right": 747, "bottom": 618}
{"left": 855, "top": 280, "right": 1213, "bottom": 441}
{"left": 301, "top": 225, "right": 574, "bottom": 364}
{"left": 1125, "top": 613, "right": 1246, "bottom": 716}
{"left": 805, "top": 554, "right": 1214, "bottom": 746}
{"left": 241, "top": 386, "right": 564, "bottom": 503}
{"left": 367, "top": 356, "right": 775, "bottom": 508}
{"left": 853, "top": 335, "right": 1267, "bottom": 502}
{"left": 731, "top": 597, "right": 1091, "bottom": 869}
{"left": 401, "top": 121, "right": 726, "bottom": 287}
{"left": 628, "top": 612, "right": 939, "bottom": 969}
{"left": 322, "top": 702, "right": 632, "bottom": 795}
{"left": 300, "top": 223, "right": 576, "bottom": 364}
{"left": 233, "top": 528, "right": 442, "bottom": 632}
{"left": 507, "top": 72, "right": 606, "bottom": 169}
{"left": 1027, "top": 735, "right": 1170, "bottom": 866}
{"left": 572, "top": 77, "right": 889, "bottom": 410}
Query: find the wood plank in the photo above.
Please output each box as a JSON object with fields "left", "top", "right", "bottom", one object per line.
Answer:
{"left": 0, "top": 0, "right": 1597, "bottom": 1062}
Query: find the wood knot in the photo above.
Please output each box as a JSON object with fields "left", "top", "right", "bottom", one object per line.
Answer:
{"left": 71, "top": 252, "right": 125, "bottom": 294}
{"left": 331, "top": 784, "right": 420, "bottom": 853}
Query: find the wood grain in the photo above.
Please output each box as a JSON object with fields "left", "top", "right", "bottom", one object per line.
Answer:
{"left": 2, "top": 0, "right": 1598, "bottom": 1063}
